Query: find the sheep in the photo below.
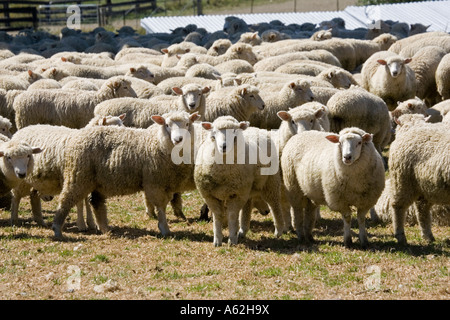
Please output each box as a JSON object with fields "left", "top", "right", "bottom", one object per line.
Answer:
{"left": 185, "top": 63, "right": 221, "bottom": 80}
{"left": 8, "top": 114, "right": 126, "bottom": 231}
{"left": 194, "top": 116, "right": 285, "bottom": 246}
{"left": 370, "top": 179, "right": 450, "bottom": 227}
{"left": 125, "top": 66, "right": 155, "bottom": 83}
{"left": 50, "top": 111, "right": 200, "bottom": 239}
{"left": 388, "top": 114, "right": 450, "bottom": 245}
{"left": 156, "top": 76, "right": 221, "bottom": 95}
{"left": 281, "top": 127, "right": 385, "bottom": 248}
{"left": 310, "top": 29, "right": 332, "bottom": 41}
{"left": 326, "top": 86, "right": 392, "bottom": 154}
{"left": 0, "top": 70, "right": 43, "bottom": 91}
{"left": 0, "top": 139, "right": 43, "bottom": 226}
{"left": 398, "top": 36, "right": 450, "bottom": 58}
{"left": 196, "top": 43, "right": 259, "bottom": 66}
{"left": 61, "top": 79, "right": 99, "bottom": 91}
{"left": 214, "top": 59, "right": 254, "bottom": 75}
{"left": 309, "top": 86, "right": 340, "bottom": 105}
{"left": 390, "top": 97, "right": 443, "bottom": 130}
{"left": 436, "top": 53, "right": 450, "bottom": 100}
{"left": 94, "top": 84, "right": 210, "bottom": 128}
{"left": 237, "top": 32, "right": 262, "bottom": 46}
{"left": 361, "top": 51, "right": 416, "bottom": 110}
{"left": 388, "top": 31, "right": 449, "bottom": 54}
{"left": 206, "top": 39, "right": 232, "bottom": 56}
{"left": 0, "top": 115, "right": 13, "bottom": 138}
{"left": 14, "top": 76, "right": 136, "bottom": 129}
{"left": 161, "top": 42, "right": 207, "bottom": 67}
{"left": 203, "top": 84, "right": 265, "bottom": 122}
{"left": 249, "top": 79, "right": 314, "bottom": 129}
{"left": 407, "top": 46, "right": 447, "bottom": 105}
{"left": 253, "top": 50, "right": 342, "bottom": 72}
{"left": 261, "top": 29, "right": 291, "bottom": 43}
{"left": 27, "top": 79, "right": 62, "bottom": 91}
{"left": 429, "top": 99, "right": 450, "bottom": 120}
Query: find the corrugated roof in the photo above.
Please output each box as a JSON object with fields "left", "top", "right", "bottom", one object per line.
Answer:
{"left": 140, "top": 0, "right": 450, "bottom": 34}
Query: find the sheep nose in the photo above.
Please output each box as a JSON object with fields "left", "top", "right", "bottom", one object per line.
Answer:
{"left": 343, "top": 155, "right": 352, "bottom": 163}
{"left": 310, "top": 96, "right": 314, "bottom": 101}
{"left": 18, "top": 173, "right": 26, "bottom": 179}
{"left": 189, "top": 102, "right": 196, "bottom": 109}
{"left": 174, "top": 136, "right": 183, "bottom": 144}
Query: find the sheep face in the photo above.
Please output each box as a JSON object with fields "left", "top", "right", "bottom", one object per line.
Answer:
{"left": 0, "top": 143, "right": 42, "bottom": 180}
{"left": 326, "top": 131, "right": 372, "bottom": 166}
{"left": 173, "top": 85, "right": 210, "bottom": 112}
{"left": 152, "top": 112, "right": 200, "bottom": 147}
{"left": 110, "top": 79, "right": 137, "bottom": 98}
{"left": 278, "top": 107, "right": 325, "bottom": 133}
{"left": 127, "top": 66, "right": 155, "bottom": 83}
{"left": 326, "top": 69, "right": 352, "bottom": 89}
{"left": 240, "top": 86, "right": 265, "bottom": 111}
{"left": 288, "top": 80, "right": 314, "bottom": 103}
{"left": 377, "top": 57, "right": 412, "bottom": 78}
{"left": 202, "top": 117, "right": 249, "bottom": 155}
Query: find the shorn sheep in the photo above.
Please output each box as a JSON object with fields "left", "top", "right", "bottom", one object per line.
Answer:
{"left": 388, "top": 114, "right": 450, "bottom": 245}
{"left": 361, "top": 51, "right": 416, "bottom": 110}
{"left": 14, "top": 76, "right": 136, "bottom": 129}
{"left": 194, "top": 116, "right": 285, "bottom": 246}
{"left": 50, "top": 111, "right": 200, "bottom": 239}
{"left": 281, "top": 127, "right": 385, "bottom": 248}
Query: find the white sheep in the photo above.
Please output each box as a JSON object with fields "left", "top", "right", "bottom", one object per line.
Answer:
{"left": 435, "top": 53, "right": 450, "bottom": 100}
{"left": 281, "top": 127, "right": 385, "bottom": 248}
{"left": 361, "top": 51, "right": 416, "bottom": 110}
{"left": 203, "top": 84, "right": 265, "bottom": 122}
{"left": 388, "top": 31, "right": 449, "bottom": 54}
{"left": 326, "top": 86, "right": 392, "bottom": 154}
{"left": 206, "top": 39, "right": 232, "bottom": 56}
{"left": 249, "top": 79, "right": 314, "bottom": 129}
{"left": 194, "top": 116, "right": 285, "bottom": 246}
{"left": 51, "top": 111, "right": 200, "bottom": 239}
{"left": 388, "top": 114, "right": 450, "bottom": 245}
{"left": 237, "top": 32, "right": 262, "bottom": 46}
{"left": 0, "top": 115, "right": 13, "bottom": 138}
{"left": 14, "top": 76, "right": 136, "bottom": 129}
{"left": 407, "top": 46, "right": 447, "bottom": 105}
{"left": 94, "top": 84, "right": 210, "bottom": 128}
{"left": 0, "top": 139, "right": 43, "bottom": 226}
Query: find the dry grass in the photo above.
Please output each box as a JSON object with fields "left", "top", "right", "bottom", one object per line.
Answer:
{"left": 0, "top": 190, "right": 448, "bottom": 300}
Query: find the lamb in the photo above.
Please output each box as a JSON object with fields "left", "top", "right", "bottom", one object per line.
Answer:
{"left": 388, "top": 114, "right": 450, "bottom": 245}
{"left": 370, "top": 179, "right": 450, "bottom": 227}
{"left": 361, "top": 51, "right": 416, "bottom": 110}
{"left": 50, "top": 111, "right": 200, "bottom": 239}
{"left": 203, "top": 84, "right": 265, "bottom": 122}
{"left": 435, "top": 53, "right": 450, "bottom": 100}
{"left": 281, "top": 127, "right": 385, "bottom": 248}
{"left": 0, "top": 140, "right": 43, "bottom": 226}
{"left": 326, "top": 86, "right": 392, "bottom": 154}
{"left": 249, "top": 79, "right": 314, "bottom": 129}
{"left": 193, "top": 116, "right": 285, "bottom": 246}
{"left": 14, "top": 76, "right": 136, "bottom": 129}
{"left": 407, "top": 46, "right": 447, "bottom": 105}
{"left": 8, "top": 114, "right": 126, "bottom": 230}
{"left": 206, "top": 39, "right": 232, "bottom": 56}
{"left": 94, "top": 84, "right": 210, "bottom": 128}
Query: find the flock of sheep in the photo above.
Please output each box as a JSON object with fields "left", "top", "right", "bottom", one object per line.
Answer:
{"left": 0, "top": 15, "right": 449, "bottom": 248}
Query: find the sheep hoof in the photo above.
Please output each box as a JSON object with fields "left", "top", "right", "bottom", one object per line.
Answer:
{"left": 395, "top": 233, "right": 408, "bottom": 246}
{"left": 174, "top": 211, "right": 187, "bottom": 220}
{"left": 52, "top": 224, "right": 65, "bottom": 241}
{"left": 238, "top": 230, "right": 246, "bottom": 239}
{"left": 344, "top": 237, "right": 353, "bottom": 248}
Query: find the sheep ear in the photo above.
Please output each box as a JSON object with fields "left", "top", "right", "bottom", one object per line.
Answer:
{"left": 403, "top": 58, "right": 412, "bottom": 64}
{"left": 362, "top": 133, "right": 373, "bottom": 143}
{"left": 327, "top": 71, "right": 334, "bottom": 79}
{"left": 119, "top": 113, "right": 126, "bottom": 120}
{"left": 315, "top": 108, "right": 325, "bottom": 118}
{"left": 394, "top": 117, "right": 402, "bottom": 126}
{"left": 325, "top": 134, "right": 340, "bottom": 144}
{"left": 407, "top": 103, "right": 413, "bottom": 109}
{"left": 172, "top": 87, "right": 183, "bottom": 95}
{"left": 32, "top": 147, "right": 43, "bottom": 154}
{"left": 189, "top": 112, "right": 201, "bottom": 122}
{"left": 377, "top": 59, "right": 387, "bottom": 65}
{"left": 61, "top": 57, "right": 67, "bottom": 62}
{"left": 252, "top": 32, "right": 258, "bottom": 39}
{"left": 0, "top": 151, "right": 4, "bottom": 157}
{"left": 240, "top": 87, "right": 247, "bottom": 96}
{"left": 213, "top": 46, "right": 219, "bottom": 52}
{"left": 28, "top": 70, "right": 33, "bottom": 77}
{"left": 161, "top": 48, "right": 169, "bottom": 54}
{"left": 129, "top": 67, "right": 136, "bottom": 73}
{"left": 234, "top": 78, "right": 242, "bottom": 85}
{"left": 201, "top": 122, "right": 213, "bottom": 130}
{"left": 185, "top": 48, "right": 190, "bottom": 53}
{"left": 277, "top": 111, "right": 291, "bottom": 121}
{"left": 289, "top": 82, "right": 296, "bottom": 89}
{"left": 102, "top": 117, "right": 108, "bottom": 125}
{"left": 202, "top": 86, "right": 211, "bottom": 94}
{"left": 151, "top": 115, "right": 165, "bottom": 125}
{"left": 239, "top": 121, "right": 249, "bottom": 130}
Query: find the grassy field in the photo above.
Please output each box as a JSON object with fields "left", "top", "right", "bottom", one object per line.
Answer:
{"left": 0, "top": 189, "right": 448, "bottom": 300}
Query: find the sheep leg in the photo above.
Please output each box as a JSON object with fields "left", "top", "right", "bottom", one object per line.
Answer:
{"left": 280, "top": 187, "right": 293, "bottom": 231}
{"left": 143, "top": 188, "right": 171, "bottom": 237}
{"left": 10, "top": 186, "right": 27, "bottom": 226}
{"left": 170, "top": 192, "right": 186, "bottom": 220}
{"left": 29, "top": 189, "right": 46, "bottom": 227}
{"left": 204, "top": 196, "right": 225, "bottom": 246}
{"left": 89, "top": 191, "right": 109, "bottom": 234}
{"left": 263, "top": 177, "right": 287, "bottom": 237}
{"left": 303, "top": 199, "right": 317, "bottom": 243}
{"left": 85, "top": 197, "right": 97, "bottom": 230}
{"left": 143, "top": 192, "right": 157, "bottom": 219}
{"left": 356, "top": 208, "right": 369, "bottom": 249}
{"left": 341, "top": 210, "right": 353, "bottom": 248}
{"left": 76, "top": 201, "right": 88, "bottom": 231}
{"left": 415, "top": 198, "right": 435, "bottom": 243}
{"left": 227, "top": 199, "right": 246, "bottom": 246}
{"left": 391, "top": 203, "right": 408, "bottom": 245}
{"left": 238, "top": 198, "right": 253, "bottom": 239}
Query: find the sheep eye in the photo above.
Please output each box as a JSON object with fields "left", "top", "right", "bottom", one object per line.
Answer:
{"left": 358, "top": 141, "right": 362, "bottom": 145}
{"left": 211, "top": 136, "right": 215, "bottom": 141}
{"left": 186, "top": 123, "right": 189, "bottom": 127}
{"left": 291, "top": 120, "right": 295, "bottom": 125}
{"left": 310, "top": 119, "right": 314, "bottom": 123}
